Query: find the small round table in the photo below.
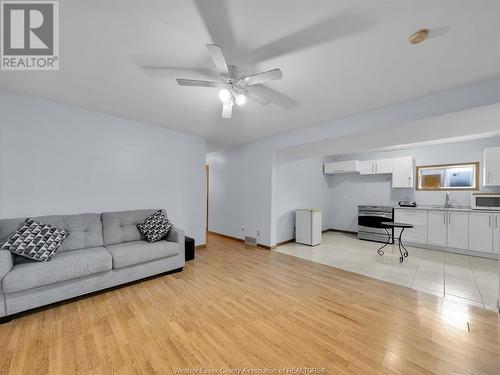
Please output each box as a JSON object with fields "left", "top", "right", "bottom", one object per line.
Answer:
{"left": 377, "top": 222, "right": 414, "bottom": 263}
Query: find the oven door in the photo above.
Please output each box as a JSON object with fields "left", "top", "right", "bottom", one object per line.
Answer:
{"left": 358, "top": 211, "right": 394, "bottom": 242}
{"left": 358, "top": 211, "right": 393, "bottom": 228}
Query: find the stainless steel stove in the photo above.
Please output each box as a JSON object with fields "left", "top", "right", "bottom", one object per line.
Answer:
{"left": 358, "top": 205, "right": 394, "bottom": 243}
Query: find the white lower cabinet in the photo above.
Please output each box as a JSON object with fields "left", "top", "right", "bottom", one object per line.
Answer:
{"left": 393, "top": 208, "right": 499, "bottom": 257}
{"left": 427, "top": 210, "right": 447, "bottom": 246}
{"left": 468, "top": 212, "right": 493, "bottom": 252}
{"left": 394, "top": 209, "right": 427, "bottom": 243}
{"left": 494, "top": 214, "right": 500, "bottom": 254}
{"left": 446, "top": 211, "right": 469, "bottom": 250}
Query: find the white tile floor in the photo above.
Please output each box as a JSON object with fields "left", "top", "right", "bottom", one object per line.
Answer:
{"left": 275, "top": 232, "right": 499, "bottom": 311}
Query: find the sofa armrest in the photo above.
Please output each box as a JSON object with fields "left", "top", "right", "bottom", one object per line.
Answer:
{"left": 0, "top": 250, "right": 13, "bottom": 280}
{"left": 166, "top": 228, "right": 185, "bottom": 262}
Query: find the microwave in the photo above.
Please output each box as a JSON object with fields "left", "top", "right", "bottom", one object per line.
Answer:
{"left": 471, "top": 193, "right": 500, "bottom": 210}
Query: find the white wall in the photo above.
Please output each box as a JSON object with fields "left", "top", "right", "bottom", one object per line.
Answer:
{"left": 276, "top": 155, "right": 332, "bottom": 244}
{"left": 208, "top": 79, "right": 500, "bottom": 247}
{"left": 0, "top": 91, "right": 207, "bottom": 245}
{"left": 208, "top": 142, "right": 274, "bottom": 245}
{"left": 328, "top": 136, "right": 500, "bottom": 232}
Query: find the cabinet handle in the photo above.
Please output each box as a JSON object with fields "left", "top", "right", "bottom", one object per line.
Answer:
{"left": 443, "top": 212, "right": 446, "bottom": 224}
{"left": 489, "top": 215, "right": 492, "bottom": 228}
{"left": 496, "top": 216, "right": 498, "bottom": 228}
{"left": 448, "top": 212, "right": 451, "bottom": 225}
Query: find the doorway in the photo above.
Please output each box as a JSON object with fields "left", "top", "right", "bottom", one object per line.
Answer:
{"left": 206, "top": 164, "right": 209, "bottom": 233}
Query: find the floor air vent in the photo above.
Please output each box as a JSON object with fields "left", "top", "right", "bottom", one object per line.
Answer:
{"left": 245, "top": 236, "right": 257, "bottom": 248}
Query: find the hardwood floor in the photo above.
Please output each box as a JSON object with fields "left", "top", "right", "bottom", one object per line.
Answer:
{"left": 1, "top": 233, "right": 499, "bottom": 374}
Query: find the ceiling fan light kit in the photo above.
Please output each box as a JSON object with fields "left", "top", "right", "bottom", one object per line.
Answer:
{"left": 218, "top": 88, "right": 231, "bottom": 102}
{"left": 176, "top": 44, "right": 283, "bottom": 119}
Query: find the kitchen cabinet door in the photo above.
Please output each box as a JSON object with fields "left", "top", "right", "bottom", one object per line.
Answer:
{"left": 493, "top": 214, "right": 500, "bottom": 254}
{"left": 324, "top": 160, "right": 360, "bottom": 174}
{"left": 392, "top": 157, "right": 415, "bottom": 188}
{"left": 427, "top": 210, "right": 447, "bottom": 247}
{"left": 447, "top": 211, "right": 469, "bottom": 250}
{"left": 468, "top": 212, "right": 493, "bottom": 252}
{"left": 359, "top": 160, "right": 375, "bottom": 175}
{"left": 374, "top": 159, "right": 393, "bottom": 174}
{"left": 484, "top": 147, "right": 500, "bottom": 186}
{"left": 394, "top": 209, "right": 428, "bottom": 244}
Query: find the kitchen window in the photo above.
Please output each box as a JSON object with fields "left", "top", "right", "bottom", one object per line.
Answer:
{"left": 416, "top": 162, "right": 479, "bottom": 191}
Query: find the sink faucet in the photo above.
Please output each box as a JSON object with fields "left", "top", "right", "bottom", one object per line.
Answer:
{"left": 445, "top": 192, "right": 450, "bottom": 208}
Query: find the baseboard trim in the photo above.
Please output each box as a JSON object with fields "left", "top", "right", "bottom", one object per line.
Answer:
{"left": 275, "top": 228, "right": 357, "bottom": 247}
{"left": 327, "top": 228, "right": 358, "bottom": 235}
{"left": 195, "top": 244, "right": 206, "bottom": 249}
{"left": 277, "top": 238, "right": 295, "bottom": 246}
{"left": 207, "top": 231, "right": 271, "bottom": 250}
{"left": 208, "top": 229, "right": 357, "bottom": 250}
{"left": 207, "top": 231, "right": 242, "bottom": 243}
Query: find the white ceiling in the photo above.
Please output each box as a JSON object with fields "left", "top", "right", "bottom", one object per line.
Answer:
{"left": 1, "top": 0, "right": 499, "bottom": 151}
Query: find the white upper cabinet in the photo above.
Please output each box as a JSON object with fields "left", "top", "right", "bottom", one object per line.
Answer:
{"left": 375, "top": 159, "right": 393, "bottom": 174}
{"left": 468, "top": 212, "right": 493, "bottom": 252}
{"left": 447, "top": 211, "right": 469, "bottom": 250}
{"left": 360, "top": 158, "right": 393, "bottom": 175}
{"left": 324, "top": 160, "right": 360, "bottom": 174}
{"left": 427, "top": 210, "right": 447, "bottom": 247}
{"left": 392, "top": 157, "right": 415, "bottom": 188}
{"left": 359, "top": 160, "right": 375, "bottom": 175}
{"left": 493, "top": 214, "right": 500, "bottom": 254}
{"left": 484, "top": 147, "right": 500, "bottom": 186}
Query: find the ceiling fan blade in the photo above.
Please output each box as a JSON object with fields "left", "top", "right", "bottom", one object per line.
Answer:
{"left": 241, "top": 68, "right": 282, "bottom": 86}
{"left": 207, "top": 44, "right": 229, "bottom": 75}
{"left": 249, "top": 13, "right": 374, "bottom": 62}
{"left": 194, "top": 0, "right": 239, "bottom": 55}
{"left": 222, "top": 103, "right": 232, "bottom": 119}
{"left": 249, "top": 85, "right": 298, "bottom": 109}
{"left": 244, "top": 88, "right": 271, "bottom": 106}
{"left": 141, "top": 66, "right": 217, "bottom": 80}
{"left": 176, "top": 79, "right": 221, "bottom": 88}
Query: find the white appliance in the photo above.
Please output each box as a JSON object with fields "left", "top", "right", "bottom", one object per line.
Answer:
{"left": 471, "top": 193, "right": 500, "bottom": 211}
{"left": 295, "top": 209, "right": 322, "bottom": 246}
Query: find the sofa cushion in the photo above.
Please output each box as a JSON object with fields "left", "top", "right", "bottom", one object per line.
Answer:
{"left": 102, "top": 209, "right": 160, "bottom": 246}
{"left": 2, "top": 247, "right": 112, "bottom": 294}
{"left": 1, "top": 218, "right": 69, "bottom": 262}
{"left": 106, "top": 240, "right": 179, "bottom": 269}
{"left": 0, "top": 213, "right": 103, "bottom": 253}
{"left": 137, "top": 210, "right": 173, "bottom": 243}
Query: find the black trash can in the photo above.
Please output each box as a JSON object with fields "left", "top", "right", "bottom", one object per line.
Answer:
{"left": 185, "top": 236, "right": 195, "bottom": 261}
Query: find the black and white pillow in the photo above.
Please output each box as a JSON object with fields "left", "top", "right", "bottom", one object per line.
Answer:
{"left": 137, "top": 210, "right": 173, "bottom": 243}
{"left": 1, "top": 218, "right": 69, "bottom": 262}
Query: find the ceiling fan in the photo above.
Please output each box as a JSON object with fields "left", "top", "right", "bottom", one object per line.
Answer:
{"left": 176, "top": 44, "right": 283, "bottom": 119}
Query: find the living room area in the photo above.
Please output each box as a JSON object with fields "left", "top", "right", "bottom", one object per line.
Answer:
{"left": 1, "top": 1, "right": 500, "bottom": 374}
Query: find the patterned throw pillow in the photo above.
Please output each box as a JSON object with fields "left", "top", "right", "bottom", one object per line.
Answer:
{"left": 1, "top": 218, "right": 69, "bottom": 262}
{"left": 137, "top": 210, "right": 173, "bottom": 243}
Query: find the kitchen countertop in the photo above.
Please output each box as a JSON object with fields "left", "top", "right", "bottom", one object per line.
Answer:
{"left": 395, "top": 205, "right": 498, "bottom": 213}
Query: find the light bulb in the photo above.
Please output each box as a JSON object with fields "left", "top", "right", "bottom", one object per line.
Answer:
{"left": 218, "top": 88, "right": 231, "bottom": 102}
{"left": 235, "top": 94, "right": 246, "bottom": 106}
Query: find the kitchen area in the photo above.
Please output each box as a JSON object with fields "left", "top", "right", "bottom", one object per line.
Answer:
{"left": 276, "top": 137, "right": 500, "bottom": 311}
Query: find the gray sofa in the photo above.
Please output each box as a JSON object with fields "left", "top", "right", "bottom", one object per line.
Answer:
{"left": 0, "top": 209, "right": 185, "bottom": 320}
